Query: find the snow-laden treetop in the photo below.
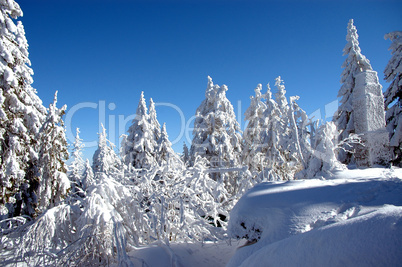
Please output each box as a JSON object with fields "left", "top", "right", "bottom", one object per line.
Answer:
{"left": 342, "top": 19, "right": 372, "bottom": 74}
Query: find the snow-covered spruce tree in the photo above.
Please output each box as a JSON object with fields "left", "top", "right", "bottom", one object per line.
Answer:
{"left": 384, "top": 31, "right": 402, "bottom": 166}
{"left": 149, "top": 98, "right": 161, "bottom": 141}
{"left": 190, "top": 76, "right": 243, "bottom": 195}
{"left": 297, "top": 121, "right": 345, "bottom": 179}
{"left": 335, "top": 20, "right": 390, "bottom": 167}
{"left": 333, "top": 19, "right": 373, "bottom": 164}
{"left": 0, "top": 0, "right": 47, "bottom": 217}
{"left": 92, "top": 124, "right": 122, "bottom": 176}
{"left": 130, "top": 122, "right": 196, "bottom": 243}
{"left": 260, "top": 77, "right": 298, "bottom": 180}
{"left": 127, "top": 124, "right": 229, "bottom": 243}
{"left": 258, "top": 83, "right": 283, "bottom": 180}
{"left": 36, "top": 91, "right": 70, "bottom": 212}
{"left": 157, "top": 123, "right": 181, "bottom": 166}
{"left": 256, "top": 77, "right": 310, "bottom": 181}
{"left": 122, "top": 91, "right": 157, "bottom": 169}
{"left": 274, "top": 77, "right": 291, "bottom": 153}
{"left": 182, "top": 142, "right": 190, "bottom": 166}
{"left": 68, "top": 128, "right": 85, "bottom": 198}
{"left": 81, "top": 159, "right": 94, "bottom": 191}
{"left": 275, "top": 76, "right": 289, "bottom": 117}
{"left": 242, "top": 84, "right": 267, "bottom": 173}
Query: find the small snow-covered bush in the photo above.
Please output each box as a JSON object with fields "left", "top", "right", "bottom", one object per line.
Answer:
{"left": 5, "top": 174, "right": 141, "bottom": 266}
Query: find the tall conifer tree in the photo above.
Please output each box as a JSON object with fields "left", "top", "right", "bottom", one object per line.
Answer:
{"left": 190, "top": 76, "right": 242, "bottom": 194}
{"left": 93, "top": 124, "right": 122, "bottom": 175}
{"left": 242, "top": 84, "right": 267, "bottom": 172}
{"left": 157, "top": 123, "right": 180, "bottom": 166}
{"left": 68, "top": 128, "right": 85, "bottom": 198}
{"left": 37, "top": 92, "right": 69, "bottom": 211}
{"left": 333, "top": 19, "right": 373, "bottom": 163}
{"left": 0, "top": 0, "right": 47, "bottom": 216}
{"left": 122, "top": 92, "right": 157, "bottom": 169}
{"left": 384, "top": 31, "right": 402, "bottom": 166}
{"left": 148, "top": 98, "right": 161, "bottom": 141}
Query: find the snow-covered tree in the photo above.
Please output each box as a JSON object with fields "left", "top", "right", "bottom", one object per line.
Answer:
{"left": 258, "top": 83, "right": 281, "bottom": 175}
{"left": 190, "top": 76, "right": 242, "bottom": 194}
{"left": 273, "top": 77, "right": 291, "bottom": 157}
{"left": 252, "top": 77, "right": 310, "bottom": 181}
{"left": 15, "top": 173, "right": 145, "bottom": 266}
{"left": 36, "top": 92, "right": 70, "bottom": 212}
{"left": 92, "top": 124, "right": 122, "bottom": 175}
{"left": 333, "top": 19, "right": 373, "bottom": 164}
{"left": 149, "top": 98, "right": 161, "bottom": 141}
{"left": 184, "top": 157, "right": 233, "bottom": 231}
{"left": 157, "top": 123, "right": 181, "bottom": 166}
{"left": 81, "top": 159, "right": 94, "bottom": 191}
{"left": 384, "top": 31, "right": 402, "bottom": 166}
{"left": 275, "top": 76, "right": 289, "bottom": 117}
{"left": 12, "top": 160, "right": 234, "bottom": 265}
{"left": 0, "top": 0, "right": 47, "bottom": 217}
{"left": 146, "top": 155, "right": 240, "bottom": 242}
{"left": 260, "top": 77, "right": 296, "bottom": 180}
{"left": 332, "top": 20, "right": 390, "bottom": 167}
{"left": 297, "top": 121, "right": 345, "bottom": 179}
{"left": 68, "top": 128, "right": 85, "bottom": 198}
{"left": 287, "top": 96, "right": 308, "bottom": 171}
{"left": 242, "top": 84, "right": 267, "bottom": 172}
{"left": 122, "top": 92, "right": 157, "bottom": 169}
{"left": 182, "top": 142, "right": 190, "bottom": 166}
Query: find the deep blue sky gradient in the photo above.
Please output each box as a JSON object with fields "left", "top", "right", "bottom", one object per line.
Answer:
{"left": 16, "top": 0, "right": 402, "bottom": 160}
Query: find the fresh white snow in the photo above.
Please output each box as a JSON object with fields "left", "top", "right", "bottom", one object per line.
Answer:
{"left": 128, "top": 241, "right": 241, "bottom": 267}
{"left": 1, "top": 4, "right": 401, "bottom": 265}
{"left": 2, "top": 167, "right": 401, "bottom": 266}
{"left": 89, "top": 167, "right": 402, "bottom": 267}
{"left": 227, "top": 167, "right": 402, "bottom": 267}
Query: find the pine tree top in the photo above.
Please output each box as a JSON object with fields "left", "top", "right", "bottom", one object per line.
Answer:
{"left": 98, "top": 123, "right": 108, "bottom": 148}
{"left": 342, "top": 19, "right": 372, "bottom": 74}
{"left": 160, "top": 123, "right": 169, "bottom": 140}
{"left": 274, "top": 76, "right": 288, "bottom": 114}
{"left": 136, "top": 91, "right": 148, "bottom": 118}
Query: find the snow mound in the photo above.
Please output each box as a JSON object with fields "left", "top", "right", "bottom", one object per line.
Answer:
{"left": 227, "top": 168, "right": 402, "bottom": 267}
{"left": 128, "top": 241, "right": 240, "bottom": 267}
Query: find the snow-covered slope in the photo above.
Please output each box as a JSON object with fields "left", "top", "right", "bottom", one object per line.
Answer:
{"left": 227, "top": 168, "right": 402, "bottom": 267}
{"left": 4, "top": 168, "right": 400, "bottom": 266}
{"left": 128, "top": 241, "right": 240, "bottom": 267}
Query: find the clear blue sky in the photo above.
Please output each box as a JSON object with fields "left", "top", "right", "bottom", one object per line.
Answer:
{"left": 17, "top": 0, "right": 402, "bottom": 160}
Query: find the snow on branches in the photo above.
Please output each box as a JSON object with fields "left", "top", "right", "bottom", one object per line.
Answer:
{"left": 1, "top": 7, "right": 397, "bottom": 265}
{"left": 334, "top": 19, "right": 390, "bottom": 167}
{"left": 0, "top": 0, "right": 47, "bottom": 217}
{"left": 384, "top": 31, "right": 402, "bottom": 166}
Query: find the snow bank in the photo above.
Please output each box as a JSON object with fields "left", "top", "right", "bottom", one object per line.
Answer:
{"left": 234, "top": 206, "right": 402, "bottom": 267}
{"left": 128, "top": 241, "right": 240, "bottom": 267}
{"left": 227, "top": 168, "right": 402, "bottom": 267}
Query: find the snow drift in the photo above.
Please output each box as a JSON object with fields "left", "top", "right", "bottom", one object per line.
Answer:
{"left": 227, "top": 168, "right": 402, "bottom": 267}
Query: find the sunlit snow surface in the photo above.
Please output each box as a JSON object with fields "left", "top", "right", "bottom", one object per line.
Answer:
{"left": 128, "top": 241, "right": 241, "bottom": 267}
{"left": 3, "top": 168, "right": 401, "bottom": 266}
{"left": 227, "top": 168, "right": 402, "bottom": 267}
{"left": 118, "top": 168, "right": 402, "bottom": 266}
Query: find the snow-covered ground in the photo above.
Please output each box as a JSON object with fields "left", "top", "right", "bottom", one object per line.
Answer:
{"left": 114, "top": 168, "right": 402, "bottom": 267}
{"left": 128, "top": 240, "right": 241, "bottom": 267}
{"left": 227, "top": 167, "right": 402, "bottom": 267}
{"left": 2, "top": 168, "right": 401, "bottom": 266}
